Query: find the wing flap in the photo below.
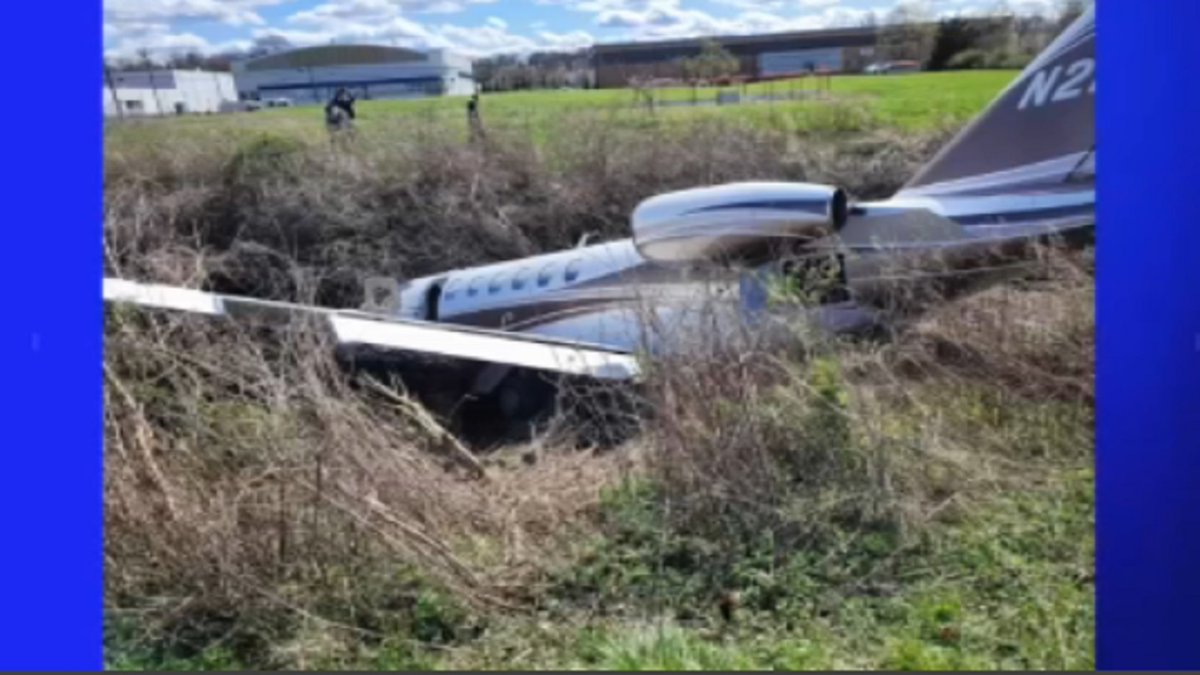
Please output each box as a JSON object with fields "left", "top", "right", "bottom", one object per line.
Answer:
{"left": 104, "top": 277, "right": 642, "bottom": 381}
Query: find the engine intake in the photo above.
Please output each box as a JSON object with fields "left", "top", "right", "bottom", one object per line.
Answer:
{"left": 632, "top": 182, "right": 848, "bottom": 265}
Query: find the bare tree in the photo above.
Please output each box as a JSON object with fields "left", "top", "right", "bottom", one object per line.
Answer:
{"left": 879, "top": 1, "right": 938, "bottom": 65}
{"left": 1013, "top": 13, "right": 1053, "bottom": 55}
{"left": 248, "top": 34, "right": 293, "bottom": 57}
{"left": 1056, "top": 0, "right": 1088, "bottom": 31}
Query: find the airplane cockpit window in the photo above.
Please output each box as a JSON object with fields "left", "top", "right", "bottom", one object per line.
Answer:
{"left": 467, "top": 277, "right": 482, "bottom": 297}
{"left": 565, "top": 259, "right": 583, "bottom": 283}
{"left": 513, "top": 267, "right": 531, "bottom": 290}
{"left": 488, "top": 273, "right": 506, "bottom": 293}
{"left": 537, "top": 263, "right": 556, "bottom": 287}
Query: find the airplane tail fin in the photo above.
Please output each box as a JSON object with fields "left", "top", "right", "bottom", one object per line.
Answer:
{"left": 896, "top": 7, "right": 1094, "bottom": 198}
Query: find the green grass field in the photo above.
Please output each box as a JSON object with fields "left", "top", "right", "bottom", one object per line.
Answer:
{"left": 106, "top": 70, "right": 1018, "bottom": 150}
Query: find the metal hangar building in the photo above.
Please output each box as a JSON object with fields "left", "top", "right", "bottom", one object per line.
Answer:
{"left": 231, "top": 45, "right": 476, "bottom": 103}
{"left": 104, "top": 69, "right": 238, "bottom": 117}
{"left": 591, "top": 26, "right": 879, "bottom": 88}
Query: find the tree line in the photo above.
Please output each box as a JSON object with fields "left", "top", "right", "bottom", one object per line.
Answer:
{"left": 876, "top": 0, "right": 1090, "bottom": 70}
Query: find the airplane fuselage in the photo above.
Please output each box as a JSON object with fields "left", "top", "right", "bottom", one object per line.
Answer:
{"left": 390, "top": 185, "right": 1095, "bottom": 368}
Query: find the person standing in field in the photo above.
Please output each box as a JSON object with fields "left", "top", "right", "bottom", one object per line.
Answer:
{"left": 466, "top": 92, "right": 485, "bottom": 143}
{"left": 325, "top": 87, "right": 358, "bottom": 149}
{"left": 326, "top": 87, "right": 357, "bottom": 121}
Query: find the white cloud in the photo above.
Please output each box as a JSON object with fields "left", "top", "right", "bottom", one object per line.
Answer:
{"left": 710, "top": 0, "right": 840, "bottom": 7}
{"left": 253, "top": 12, "right": 578, "bottom": 56}
{"left": 287, "top": 0, "right": 395, "bottom": 24}
{"left": 434, "top": 23, "right": 538, "bottom": 53}
{"left": 589, "top": 1, "right": 875, "bottom": 41}
{"left": 537, "top": 29, "right": 596, "bottom": 49}
{"left": 707, "top": 0, "right": 786, "bottom": 11}
{"left": 104, "top": 20, "right": 172, "bottom": 39}
{"left": 104, "top": 27, "right": 253, "bottom": 60}
{"left": 288, "top": 0, "right": 496, "bottom": 23}
{"left": 104, "top": 0, "right": 287, "bottom": 57}
{"left": 105, "top": 0, "right": 287, "bottom": 28}
{"left": 260, "top": 14, "right": 438, "bottom": 47}
{"left": 273, "top": 0, "right": 588, "bottom": 55}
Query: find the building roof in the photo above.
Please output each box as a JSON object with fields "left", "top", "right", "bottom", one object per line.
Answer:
{"left": 241, "top": 44, "right": 428, "bottom": 71}
{"left": 591, "top": 25, "right": 878, "bottom": 56}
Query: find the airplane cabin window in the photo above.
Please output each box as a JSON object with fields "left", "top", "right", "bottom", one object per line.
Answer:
{"left": 565, "top": 259, "right": 583, "bottom": 282}
{"left": 467, "top": 277, "right": 482, "bottom": 297}
{"left": 489, "top": 273, "right": 506, "bottom": 293}
{"left": 537, "top": 263, "right": 556, "bottom": 287}
{"left": 442, "top": 279, "right": 460, "bottom": 301}
{"left": 513, "top": 267, "right": 531, "bottom": 290}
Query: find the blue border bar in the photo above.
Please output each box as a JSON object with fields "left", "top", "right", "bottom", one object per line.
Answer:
{"left": 0, "top": 0, "right": 1196, "bottom": 669}
{"left": 1096, "top": 0, "right": 1200, "bottom": 669}
{"left": 0, "top": 1, "right": 103, "bottom": 670}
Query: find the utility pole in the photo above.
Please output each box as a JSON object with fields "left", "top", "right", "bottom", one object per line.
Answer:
{"left": 148, "top": 68, "right": 163, "bottom": 116}
{"left": 104, "top": 61, "right": 124, "bottom": 120}
{"left": 138, "top": 49, "right": 165, "bottom": 116}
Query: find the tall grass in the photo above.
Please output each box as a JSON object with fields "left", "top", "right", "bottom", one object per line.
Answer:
{"left": 104, "top": 110, "right": 1092, "bottom": 669}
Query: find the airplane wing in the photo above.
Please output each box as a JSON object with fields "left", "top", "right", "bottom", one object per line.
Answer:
{"left": 104, "top": 278, "right": 642, "bottom": 381}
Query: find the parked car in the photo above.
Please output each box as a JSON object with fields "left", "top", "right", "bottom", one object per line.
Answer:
{"left": 218, "top": 100, "right": 264, "bottom": 114}
{"left": 865, "top": 60, "right": 921, "bottom": 75}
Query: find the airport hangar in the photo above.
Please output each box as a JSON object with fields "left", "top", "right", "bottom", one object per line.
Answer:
{"left": 231, "top": 45, "right": 477, "bottom": 103}
{"left": 590, "top": 25, "right": 880, "bottom": 88}
{"left": 104, "top": 69, "right": 238, "bottom": 117}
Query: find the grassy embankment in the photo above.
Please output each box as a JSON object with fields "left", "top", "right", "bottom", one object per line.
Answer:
{"left": 103, "top": 68, "right": 1093, "bottom": 670}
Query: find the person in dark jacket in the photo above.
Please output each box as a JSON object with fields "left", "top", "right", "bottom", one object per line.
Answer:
{"left": 326, "top": 87, "right": 356, "bottom": 121}
{"left": 325, "top": 87, "right": 358, "bottom": 146}
{"left": 466, "top": 92, "right": 484, "bottom": 142}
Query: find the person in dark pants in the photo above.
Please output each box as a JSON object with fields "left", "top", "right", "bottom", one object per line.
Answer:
{"left": 466, "top": 92, "right": 484, "bottom": 142}
{"left": 325, "top": 87, "right": 358, "bottom": 148}
{"left": 326, "top": 87, "right": 356, "bottom": 123}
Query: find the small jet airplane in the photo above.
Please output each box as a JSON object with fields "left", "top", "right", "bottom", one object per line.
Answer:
{"left": 105, "top": 8, "right": 1094, "bottom": 424}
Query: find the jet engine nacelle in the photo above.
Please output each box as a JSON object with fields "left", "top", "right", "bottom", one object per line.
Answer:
{"left": 631, "top": 181, "right": 848, "bottom": 265}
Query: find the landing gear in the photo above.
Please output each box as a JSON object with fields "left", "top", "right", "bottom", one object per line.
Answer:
{"left": 494, "top": 370, "right": 557, "bottom": 437}
{"left": 779, "top": 252, "right": 851, "bottom": 304}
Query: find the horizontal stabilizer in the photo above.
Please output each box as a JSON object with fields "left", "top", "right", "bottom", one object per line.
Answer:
{"left": 104, "top": 277, "right": 641, "bottom": 381}
{"left": 807, "top": 208, "right": 969, "bottom": 253}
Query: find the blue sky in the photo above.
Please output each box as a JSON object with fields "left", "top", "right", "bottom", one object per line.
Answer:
{"left": 103, "top": 0, "right": 1062, "bottom": 60}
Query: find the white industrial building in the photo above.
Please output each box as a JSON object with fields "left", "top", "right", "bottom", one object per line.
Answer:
{"left": 231, "top": 45, "right": 475, "bottom": 103}
{"left": 103, "top": 70, "right": 238, "bottom": 117}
